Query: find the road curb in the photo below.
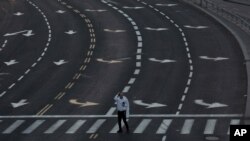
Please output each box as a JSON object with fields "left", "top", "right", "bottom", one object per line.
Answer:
{"left": 181, "top": 0, "right": 250, "bottom": 124}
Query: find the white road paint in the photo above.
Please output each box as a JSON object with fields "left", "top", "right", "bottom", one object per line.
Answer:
{"left": 44, "top": 120, "right": 66, "bottom": 134}
{"left": 13, "top": 12, "right": 24, "bottom": 16}
{"left": 2, "top": 120, "right": 25, "bottom": 134}
{"left": 69, "top": 99, "right": 99, "bottom": 107}
{"left": 184, "top": 25, "right": 209, "bottom": 29}
{"left": 4, "top": 30, "right": 34, "bottom": 37}
{"left": 56, "top": 10, "right": 66, "bottom": 14}
{"left": 96, "top": 58, "right": 123, "bottom": 64}
{"left": 0, "top": 114, "right": 243, "bottom": 118}
{"left": 53, "top": 60, "right": 68, "bottom": 65}
{"left": 134, "top": 119, "right": 151, "bottom": 133}
{"left": 199, "top": 56, "right": 229, "bottom": 61}
{"left": 194, "top": 99, "right": 228, "bottom": 108}
{"left": 4, "top": 60, "right": 18, "bottom": 66}
{"left": 134, "top": 100, "right": 167, "bottom": 108}
{"left": 104, "top": 29, "right": 126, "bottom": 33}
{"left": 155, "top": 3, "right": 178, "bottom": 7}
{"left": 145, "top": 27, "right": 168, "bottom": 31}
{"left": 85, "top": 9, "right": 107, "bottom": 12}
{"left": 0, "top": 0, "right": 52, "bottom": 98}
{"left": 11, "top": 99, "right": 29, "bottom": 108}
{"left": 22, "top": 120, "right": 45, "bottom": 134}
{"left": 156, "top": 119, "right": 172, "bottom": 134}
{"left": 204, "top": 119, "right": 217, "bottom": 134}
{"left": 1, "top": 39, "right": 8, "bottom": 51}
{"left": 138, "top": 0, "right": 194, "bottom": 116}
{"left": 0, "top": 73, "right": 10, "bottom": 76}
{"left": 66, "top": 120, "right": 86, "bottom": 134}
{"left": 123, "top": 6, "right": 144, "bottom": 9}
{"left": 149, "top": 58, "right": 176, "bottom": 63}
{"left": 181, "top": 119, "right": 194, "bottom": 134}
{"left": 105, "top": 107, "right": 116, "bottom": 116}
{"left": 227, "top": 119, "right": 240, "bottom": 134}
{"left": 162, "top": 136, "right": 167, "bottom": 141}
{"left": 23, "top": 30, "right": 35, "bottom": 37}
{"left": 65, "top": 30, "right": 77, "bottom": 35}
{"left": 86, "top": 119, "right": 106, "bottom": 133}
{"left": 101, "top": 0, "right": 143, "bottom": 95}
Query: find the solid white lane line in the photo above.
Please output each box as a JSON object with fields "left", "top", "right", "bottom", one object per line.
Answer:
{"left": 22, "top": 120, "right": 45, "bottom": 134}
{"left": 204, "top": 119, "right": 217, "bottom": 134}
{"left": 44, "top": 120, "right": 66, "bottom": 134}
{"left": 0, "top": 114, "right": 243, "bottom": 118}
{"left": 86, "top": 119, "right": 106, "bottom": 133}
{"left": 2, "top": 120, "right": 25, "bottom": 134}
{"left": 156, "top": 119, "right": 172, "bottom": 134}
{"left": 134, "top": 119, "right": 151, "bottom": 133}
{"left": 181, "top": 119, "right": 194, "bottom": 134}
{"left": 66, "top": 120, "right": 86, "bottom": 134}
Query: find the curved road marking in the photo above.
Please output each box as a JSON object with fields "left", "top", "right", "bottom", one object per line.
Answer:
{"left": 36, "top": 0, "right": 97, "bottom": 115}
{"left": 0, "top": 0, "right": 52, "bottom": 98}
{"left": 101, "top": 0, "right": 143, "bottom": 94}
{"left": 137, "top": 0, "right": 194, "bottom": 115}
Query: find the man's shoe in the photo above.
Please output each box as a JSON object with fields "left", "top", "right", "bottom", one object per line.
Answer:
{"left": 117, "top": 130, "right": 123, "bottom": 133}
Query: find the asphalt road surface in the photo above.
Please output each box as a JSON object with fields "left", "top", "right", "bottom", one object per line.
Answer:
{"left": 0, "top": 0, "right": 247, "bottom": 141}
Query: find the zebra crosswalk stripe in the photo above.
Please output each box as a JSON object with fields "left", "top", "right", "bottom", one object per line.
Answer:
{"left": 86, "top": 119, "right": 106, "bottom": 133}
{"left": 44, "top": 120, "right": 66, "bottom": 134}
{"left": 156, "top": 119, "right": 172, "bottom": 134}
{"left": 134, "top": 119, "right": 151, "bottom": 133}
{"left": 2, "top": 120, "right": 25, "bottom": 134}
{"left": 227, "top": 119, "right": 240, "bottom": 134}
{"left": 204, "top": 119, "right": 217, "bottom": 135}
{"left": 22, "top": 120, "right": 45, "bottom": 134}
{"left": 66, "top": 120, "right": 86, "bottom": 134}
{"left": 181, "top": 119, "right": 194, "bottom": 134}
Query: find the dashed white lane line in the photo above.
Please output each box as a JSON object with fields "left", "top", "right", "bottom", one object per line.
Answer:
{"left": 0, "top": 0, "right": 52, "bottom": 98}
{"left": 101, "top": 0, "right": 143, "bottom": 94}
{"left": 137, "top": 0, "right": 194, "bottom": 115}
{"left": 0, "top": 40, "right": 8, "bottom": 51}
{"left": 36, "top": 0, "right": 97, "bottom": 115}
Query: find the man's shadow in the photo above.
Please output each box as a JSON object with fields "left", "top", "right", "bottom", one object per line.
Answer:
{"left": 223, "top": 0, "right": 250, "bottom": 6}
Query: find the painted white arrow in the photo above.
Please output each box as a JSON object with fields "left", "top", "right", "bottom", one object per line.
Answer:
{"left": 23, "top": 30, "right": 34, "bottom": 37}
{"left": 155, "top": 3, "right": 178, "bottom": 7}
{"left": 194, "top": 99, "right": 228, "bottom": 108}
{"left": 123, "top": 6, "right": 144, "bottom": 9}
{"left": 134, "top": 100, "right": 167, "bottom": 108}
{"left": 11, "top": 99, "right": 29, "bottom": 108}
{"left": 4, "top": 30, "right": 34, "bottom": 37}
{"left": 69, "top": 99, "right": 99, "bottom": 107}
{"left": 54, "top": 60, "right": 68, "bottom": 66}
{"left": 85, "top": 9, "right": 107, "bottom": 12}
{"left": 56, "top": 10, "right": 66, "bottom": 14}
{"left": 4, "top": 60, "right": 19, "bottom": 66}
{"left": 0, "top": 73, "right": 10, "bottom": 76}
{"left": 13, "top": 12, "right": 24, "bottom": 16}
{"left": 184, "top": 25, "right": 209, "bottom": 29}
{"left": 104, "top": 29, "right": 126, "bottom": 33}
{"left": 199, "top": 56, "right": 229, "bottom": 61}
{"left": 149, "top": 58, "right": 176, "bottom": 63}
{"left": 65, "top": 30, "right": 77, "bottom": 35}
{"left": 97, "top": 58, "right": 130, "bottom": 64}
{"left": 145, "top": 27, "right": 168, "bottom": 31}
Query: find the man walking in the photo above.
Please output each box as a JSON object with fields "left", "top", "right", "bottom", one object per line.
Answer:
{"left": 114, "top": 92, "right": 130, "bottom": 133}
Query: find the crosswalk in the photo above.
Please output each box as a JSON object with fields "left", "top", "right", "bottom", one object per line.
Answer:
{"left": 0, "top": 118, "right": 241, "bottom": 135}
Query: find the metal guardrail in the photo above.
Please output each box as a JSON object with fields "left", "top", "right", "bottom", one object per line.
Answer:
{"left": 183, "top": 0, "right": 250, "bottom": 34}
